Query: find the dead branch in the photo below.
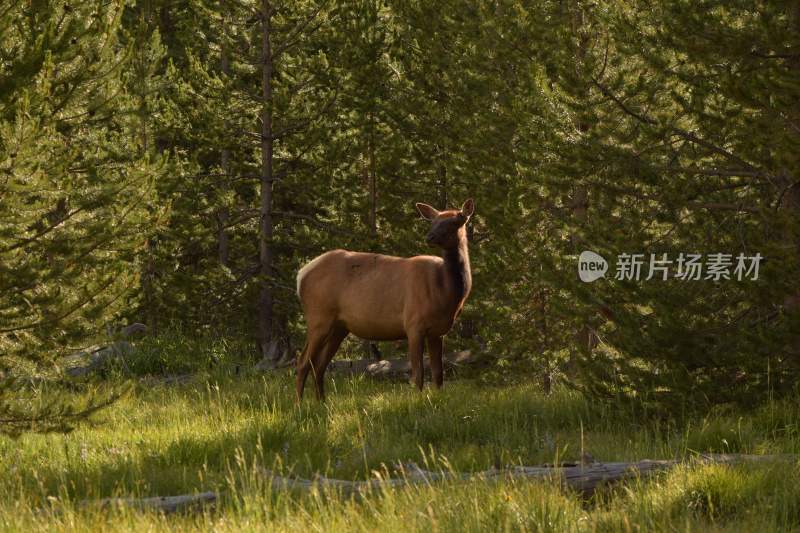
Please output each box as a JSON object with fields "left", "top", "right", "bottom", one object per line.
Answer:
{"left": 63, "top": 323, "right": 147, "bottom": 377}
{"left": 71, "top": 453, "right": 796, "bottom": 515}
{"left": 323, "top": 350, "right": 489, "bottom": 379}
{"left": 86, "top": 492, "right": 217, "bottom": 514}
{"left": 263, "top": 453, "right": 795, "bottom": 498}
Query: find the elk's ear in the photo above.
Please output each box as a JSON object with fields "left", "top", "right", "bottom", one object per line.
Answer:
{"left": 460, "top": 198, "right": 475, "bottom": 218}
{"left": 416, "top": 202, "right": 439, "bottom": 221}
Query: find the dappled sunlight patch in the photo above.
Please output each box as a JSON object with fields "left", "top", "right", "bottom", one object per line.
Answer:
{"left": 670, "top": 462, "right": 800, "bottom": 523}
{"left": 591, "top": 461, "right": 800, "bottom": 531}
{"left": 2, "top": 378, "right": 800, "bottom": 531}
{"left": 231, "top": 474, "right": 587, "bottom": 533}
{"left": 684, "top": 417, "right": 753, "bottom": 454}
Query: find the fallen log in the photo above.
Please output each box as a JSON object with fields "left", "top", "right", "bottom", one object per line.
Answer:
{"left": 326, "top": 349, "right": 488, "bottom": 379}
{"left": 86, "top": 491, "right": 217, "bottom": 514}
{"left": 65, "top": 341, "right": 134, "bottom": 378}
{"left": 262, "top": 453, "right": 796, "bottom": 497}
{"left": 63, "top": 323, "right": 147, "bottom": 378}
{"left": 69, "top": 454, "right": 795, "bottom": 515}
{"left": 138, "top": 373, "right": 195, "bottom": 387}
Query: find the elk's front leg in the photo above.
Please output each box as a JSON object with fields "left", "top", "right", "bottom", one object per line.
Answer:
{"left": 408, "top": 333, "right": 425, "bottom": 391}
{"left": 428, "top": 336, "right": 443, "bottom": 388}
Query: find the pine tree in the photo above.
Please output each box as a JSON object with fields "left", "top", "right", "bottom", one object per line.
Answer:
{"left": 0, "top": 1, "right": 154, "bottom": 434}
{"left": 144, "top": 1, "right": 346, "bottom": 360}
{"left": 536, "top": 0, "right": 800, "bottom": 404}
{"left": 379, "top": 0, "right": 550, "bottom": 362}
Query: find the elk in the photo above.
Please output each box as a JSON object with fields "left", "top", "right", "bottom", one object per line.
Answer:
{"left": 295, "top": 199, "right": 475, "bottom": 401}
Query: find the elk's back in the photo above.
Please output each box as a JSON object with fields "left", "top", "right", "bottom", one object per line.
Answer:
{"left": 296, "top": 250, "right": 442, "bottom": 340}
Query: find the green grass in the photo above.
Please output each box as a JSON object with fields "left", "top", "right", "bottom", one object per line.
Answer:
{"left": 1, "top": 371, "right": 799, "bottom": 532}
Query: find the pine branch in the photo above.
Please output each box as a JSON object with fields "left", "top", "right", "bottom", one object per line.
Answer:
{"left": 590, "top": 77, "right": 768, "bottom": 178}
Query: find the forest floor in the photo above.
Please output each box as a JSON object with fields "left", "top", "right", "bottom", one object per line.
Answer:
{"left": 1, "top": 370, "right": 800, "bottom": 532}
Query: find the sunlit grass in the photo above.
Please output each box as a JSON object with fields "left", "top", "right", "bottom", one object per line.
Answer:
{"left": 1, "top": 371, "right": 799, "bottom": 531}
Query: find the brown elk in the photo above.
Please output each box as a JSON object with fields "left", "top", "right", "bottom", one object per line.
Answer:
{"left": 295, "top": 199, "right": 475, "bottom": 401}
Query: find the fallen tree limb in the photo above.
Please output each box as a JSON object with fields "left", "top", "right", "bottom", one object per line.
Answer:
{"left": 65, "top": 341, "right": 134, "bottom": 378}
{"left": 63, "top": 323, "right": 147, "bottom": 378}
{"left": 326, "top": 349, "right": 488, "bottom": 379}
{"left": 138, "top": 373, "right": 195, "bottom": 387}
{"left": 70, "top": 454, "right": 795, "bottom": 514}
{"left": 262, "top": 453, "right": 796, "bottom": 497}
{"left": 87, "top": 491, "right": 217, "bottom": 514}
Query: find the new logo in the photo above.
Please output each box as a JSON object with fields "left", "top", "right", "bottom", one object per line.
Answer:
{"left": 578, "top": 250, "right": 608, "bottom": 283}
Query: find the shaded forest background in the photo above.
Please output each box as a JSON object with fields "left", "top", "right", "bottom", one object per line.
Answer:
{"left": 1, "top": 0, "right": 799, "bottom": 430}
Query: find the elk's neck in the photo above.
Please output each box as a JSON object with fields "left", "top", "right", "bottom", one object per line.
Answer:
{"left": 442, "top": 237, "right": 471, "bottom": 307}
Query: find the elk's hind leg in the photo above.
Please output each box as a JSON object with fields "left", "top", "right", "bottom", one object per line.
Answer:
{"left": 428, "top": 336, "right": 444, "bottom": 389}
{"left": 296, "top": 328, "right": 329, "bottom": 402}
{"left": 312, "top": 327, "right": 348, "bottom": 401}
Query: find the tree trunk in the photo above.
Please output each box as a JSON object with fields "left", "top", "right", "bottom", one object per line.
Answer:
{"left": 362, "top": 112, "right": 379, "bottom": 359}
{"left": 136, "top": 13, "right": 157, "bottom": 334}
{"left": 437, "top": 147, "right": 448, "bottom": 208}
{"left": 360, "top": 137, "right": 373, "bottom": 361}
{"left": 782, "top": 5, "right": 800, "bottom": 368}
{"left": 258, "top": 0, "right": 275, "bottom": 358}
{"left": 367, "top": 111, "right": 377, "bottom": 237}
{"left": 218, "top": 14, "right": 231, "bottom": 267}
{"left": 569, "top": 1, "right": 595, "bottom": 365}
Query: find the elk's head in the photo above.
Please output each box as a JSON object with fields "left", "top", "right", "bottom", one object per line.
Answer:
{"left": 416, "top": 199, "right": 475, "bottom": 249}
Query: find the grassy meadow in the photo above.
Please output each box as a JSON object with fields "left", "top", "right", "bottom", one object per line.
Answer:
{"left": 2, "top": 362, "right": 800, "bottom": 532}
